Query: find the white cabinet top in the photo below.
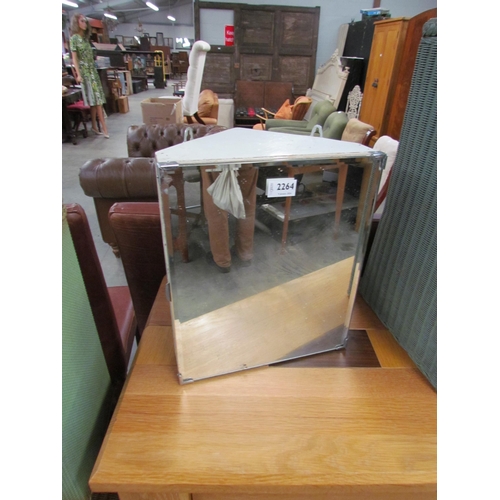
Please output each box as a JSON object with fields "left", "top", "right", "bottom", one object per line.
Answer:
{"left": 155, "top": 128, "right": 374, "bottom": 167}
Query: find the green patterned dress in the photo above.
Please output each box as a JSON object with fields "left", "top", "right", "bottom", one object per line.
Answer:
{"left": 70, "top": 34, "right": 106, "bottom": 106}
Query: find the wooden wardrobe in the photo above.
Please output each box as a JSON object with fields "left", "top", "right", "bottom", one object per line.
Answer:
{"left": 358, "top": 9, "right": 437, "bottom": 144}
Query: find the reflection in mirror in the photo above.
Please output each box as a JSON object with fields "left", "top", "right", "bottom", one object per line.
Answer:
{"left": 156, "top": 129, "right": 385, "bottom": 384}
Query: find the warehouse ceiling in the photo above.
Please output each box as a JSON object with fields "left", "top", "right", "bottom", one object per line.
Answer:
{"left": 64, "top": 0, "right": 194, "bottom": 26}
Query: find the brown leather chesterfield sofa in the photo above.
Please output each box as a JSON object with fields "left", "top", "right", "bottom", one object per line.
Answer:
{"left": 79, "top": 123, "right": 226, "bottom": 260}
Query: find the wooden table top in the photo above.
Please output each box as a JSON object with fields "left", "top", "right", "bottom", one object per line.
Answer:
{"left": 90, "top": 277, "right": 436, "bottom": 499}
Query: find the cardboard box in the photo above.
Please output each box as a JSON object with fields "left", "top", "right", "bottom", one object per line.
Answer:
{"left": 141, "top": 96, "right": 183, "bottom": 125}
{"left": 117, "top": 96, "right": 129, "bottom": 113}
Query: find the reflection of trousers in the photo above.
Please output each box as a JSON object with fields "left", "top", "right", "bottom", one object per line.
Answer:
{"left": 201, "top": 164, "right": 258, "bottom": 268}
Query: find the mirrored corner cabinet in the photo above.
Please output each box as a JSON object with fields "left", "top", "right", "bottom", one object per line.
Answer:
{"left": 155, "top": 128, "right": 386, "bottom": 384}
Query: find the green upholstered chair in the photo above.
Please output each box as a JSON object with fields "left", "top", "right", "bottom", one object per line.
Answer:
{"left": 62, "top": 212, "right": 114, "bottom": 500}
{"left": 271, "top": 111, "right": 349, "bottom": 139}
{"left": 263, "top": 99, "right": 336, "bottom": 133}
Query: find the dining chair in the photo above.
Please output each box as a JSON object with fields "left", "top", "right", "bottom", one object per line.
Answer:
{"left": 108, "top": 202, "right": 168, "bottom": 334}
{"left": 64, "top": 203, "right": 138, "bottom": 401}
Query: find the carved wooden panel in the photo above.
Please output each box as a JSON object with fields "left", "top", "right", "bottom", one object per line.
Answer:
{"left": 278, "top": 56, "right": 312, "bottom": 95}
{"left": 280, "top": 11, "right": 317, "bottom": 50}
{"left": 202, "top": 52, "right": 234, "bottom": 96}
{"left": 240, "top": 55, "right": 272, "bottom": 81}
{"left": 196, "top": 2, "right": 319, "bottom": 101}
{"left": 240, "top": 9, "right": 274, "bottom": 49}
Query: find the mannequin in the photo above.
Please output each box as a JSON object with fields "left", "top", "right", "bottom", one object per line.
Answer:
{"left": 69, "top": 14, "right": 109, "bottom": 138}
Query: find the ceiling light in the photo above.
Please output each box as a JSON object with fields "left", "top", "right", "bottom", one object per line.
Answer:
{"left": 167, "top": 15, "right": 176, "bottom": 21}
{"left": 62, "top": 0, "right": 78, "bottom": 7}
{"left": 146, "top": 2, "right": 159, "bottom": 11}
{"left": 104, "top": 12, "right": 118, "bottom": 19}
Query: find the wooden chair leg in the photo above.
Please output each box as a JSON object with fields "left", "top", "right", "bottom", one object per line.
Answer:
{"left": 333, "top": 162, "right": 348, "bottom": 239}
{"left": 169, "top": 169, "right": 190, "bottom": 263}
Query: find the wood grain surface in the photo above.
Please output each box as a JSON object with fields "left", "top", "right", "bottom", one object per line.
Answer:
{"left": 90, "top": 277, "right": 436, "bottom": 500}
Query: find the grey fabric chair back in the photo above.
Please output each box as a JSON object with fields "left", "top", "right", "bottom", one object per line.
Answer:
{"left": 359, "top": 19, "right": 437, "bottom": 388}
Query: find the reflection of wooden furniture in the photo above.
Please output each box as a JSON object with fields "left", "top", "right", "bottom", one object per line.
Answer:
{"left": 89, "top": 275, "right": 436, "bottom": 499}
{"left": 359, "top": 9, "right": 437, "bottom": 144}
{"left": 281, "top": 162, "right": 348, "bottom": 250}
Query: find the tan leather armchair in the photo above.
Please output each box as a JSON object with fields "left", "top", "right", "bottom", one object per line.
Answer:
{"left": 183, "top": 89, "right": 219, "bottom": 125}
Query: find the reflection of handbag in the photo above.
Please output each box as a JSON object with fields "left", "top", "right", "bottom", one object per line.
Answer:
{"left": 207, "top": 164, "right": 246, "bottom": 219}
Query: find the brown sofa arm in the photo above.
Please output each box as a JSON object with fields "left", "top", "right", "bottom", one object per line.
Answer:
{"left": 79, "top": 158, "right": 159, "bottom": 256}
{"left": 79, "top": 157, "right": 158, "bottom": 199}
{"left": 80, "top": 124, "right": 227, "bottom": 259}
{"left": 126, "top": 123, "right": 226, "bottom": 157}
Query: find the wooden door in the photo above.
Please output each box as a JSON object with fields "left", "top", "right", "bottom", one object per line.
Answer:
{"left": 359, "top": 18, "right": 408, "bottom": 139}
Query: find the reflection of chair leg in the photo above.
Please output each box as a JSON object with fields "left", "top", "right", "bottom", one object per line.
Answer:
{"left": 168, "top": 169, "right": 189, "bottom": 263}
{"left": 333, "top": 162, "right": 348, "bottom": 239}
